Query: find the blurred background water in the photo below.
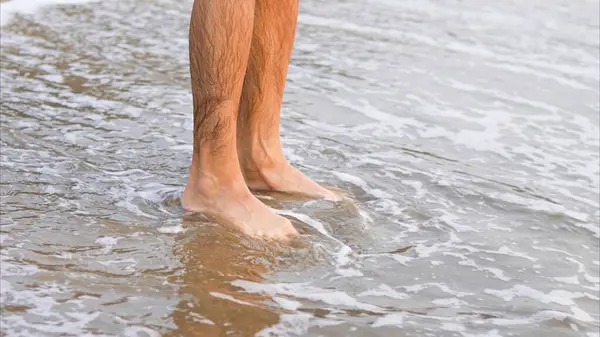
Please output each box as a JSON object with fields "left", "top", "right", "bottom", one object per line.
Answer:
{"left": 1, "top": 0, "right": 599, "bottom": 336}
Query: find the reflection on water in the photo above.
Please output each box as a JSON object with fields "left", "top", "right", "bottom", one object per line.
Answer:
{"left": 1, "top": 0, "right": 599, "bottom": 336}
{"left": 168, "top": 218, "right": 279, "bottom": 336}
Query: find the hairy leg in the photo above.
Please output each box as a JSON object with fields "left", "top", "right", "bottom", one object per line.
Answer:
{"left": 237, "top": 0, "right": 338, "bottom": 201}
{"left": 182, "top": 0, "right": 296, "bottom": 239}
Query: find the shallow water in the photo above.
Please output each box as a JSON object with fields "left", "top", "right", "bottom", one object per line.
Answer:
{"left": 1, "top": 0, "right": 599, "bottom": 336}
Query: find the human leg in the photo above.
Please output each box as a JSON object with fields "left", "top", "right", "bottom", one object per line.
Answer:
{"left": 182, "top": 0, "right": 297, "bottom": 239}
{"left": 237, "top": 0, "right": 338, "bottom": 201}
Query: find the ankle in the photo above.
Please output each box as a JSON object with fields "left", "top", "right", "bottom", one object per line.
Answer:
{"left": 187, "top": 163, "right": 248, "bottom": 198}
{"left": 183, "top": 164, "right": 257, "bottom": 207}
{"left": 239, "top": 145, "right": 286, "bottom": 171}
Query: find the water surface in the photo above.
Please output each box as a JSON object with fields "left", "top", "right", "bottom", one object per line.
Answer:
{"left": 1, "top": 0, "right": 599, "bottom": 336}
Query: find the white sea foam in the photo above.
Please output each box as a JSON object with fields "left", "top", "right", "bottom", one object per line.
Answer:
{"left": 123, "top": 326, "right": 160, "bottom": 337}
{"left": 554, "top": 276, "right": 580, "bottom": 285}
{"left": 372, "top": 313, "right": 404, "bottom": 327}
{"left": 232, "top": 280, "right": 383, "bottom": 313}
{"left": 0, "top": 0, "right": 99, "bottom": 27}
{"left": 357, "top": 284, "right": 409, "bottom": 300}
{"left": 256, "top": 313, "right": 312, "bottom": 337}
{"left": 209, "top": 292, "right": 256, "bottom": 307}
{"left": 188, "top": 312, "right": 215, "bottom": 325}
{"left": 273, "top": 297, "right": 302, "bottom": 311}
{"left": 157, "top": 224, "right": 186, "bottom": 234}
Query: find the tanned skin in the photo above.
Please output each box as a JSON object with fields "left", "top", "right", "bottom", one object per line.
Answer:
{"left": 182, "top": 0, "right": 337, "bottom": 240}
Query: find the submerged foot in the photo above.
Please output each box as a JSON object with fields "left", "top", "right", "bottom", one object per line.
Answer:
{"left": 181, "top": 177, "right": 297, "bottom": 240}
{"left": 241, "top": 159, "right": 340, "bottom": 201}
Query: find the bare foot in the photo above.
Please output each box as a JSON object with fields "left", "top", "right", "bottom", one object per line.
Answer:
{"left": 241, "top": 159, "right": 340, "bottom": 201}
{"left": 182, "top": 176, "right": 297, "bottom": 240}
